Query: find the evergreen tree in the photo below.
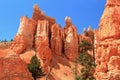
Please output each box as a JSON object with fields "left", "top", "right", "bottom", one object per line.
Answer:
{"left": 75, "top": 40, "right": 96, "bottom": 80}
{"left": 10, "top": 39, "right": 13, "bottom": 41}
{"left": 28, "top": 55, "right": 45, "bottom": 80}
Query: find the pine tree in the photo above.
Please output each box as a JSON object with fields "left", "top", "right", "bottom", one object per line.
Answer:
{"left": 75, "top": 40, "right": 96, "bottom": 80}
{"left": 28, "top": 55, "right": 45, "bottom": 80}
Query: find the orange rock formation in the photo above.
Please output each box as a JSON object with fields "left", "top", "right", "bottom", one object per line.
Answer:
{"left": 95, "top": 0, "right": 120, "bottom": 80}
{"left": 64, "top": 16, "right": 79, "bottom": 61}
{"left": 50, "top": 23, "right": 63, "bottom": 56}
{"left": 10, "top": 16, "right": 36, "bottom": 54}
{"left": 1, "top": 0, "right": 120, "bottom": 80}
{"left": 0, "top": 4, "right": 94, "bottom": 80}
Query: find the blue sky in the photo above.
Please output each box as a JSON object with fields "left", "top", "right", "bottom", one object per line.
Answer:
{"left": 0, "top": 0, "right": 106, "bottom": 40}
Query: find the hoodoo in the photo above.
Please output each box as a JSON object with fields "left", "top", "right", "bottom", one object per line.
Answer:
{"left": 64, "top": 16, "right": 78, "bottom": 61}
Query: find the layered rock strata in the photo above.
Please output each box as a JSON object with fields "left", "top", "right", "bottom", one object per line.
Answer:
{"left": 35, "top": 20, "right": 52, "bottom": 73}
{"left": 10, "top": 16, "right": 36, "bottom": 54}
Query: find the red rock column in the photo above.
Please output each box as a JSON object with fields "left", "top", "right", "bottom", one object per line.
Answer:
{"left": 64, "top": 16, "right": 78, "bottom": 61}
{"left": 35, "top": 20, "right": 52, "bottom": 73}
{"left": 10, "top": 16, "right": 36, "bottom": 54}
{"left": 50, "top": 23, "right": 63, "bottom": 56}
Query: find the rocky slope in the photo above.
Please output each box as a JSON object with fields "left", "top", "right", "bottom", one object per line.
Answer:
{"left": 0, "top": 55, "right": 33, "bottom": 80}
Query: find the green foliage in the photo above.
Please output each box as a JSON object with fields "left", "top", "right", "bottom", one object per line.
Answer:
{"left": 28, "top": 55, "right": 45, "bottom": 80}
{"left": 75, "top": 75, "right": 81, "bottom": 80}
{"left": 77, "top": 51, "right": 94, "bottom": 67}
{"left": 79, "top": 40, "right": 92, "bottom": 47}
{"left": 76, "top": 66, "right": 96, "bottom": 80}
{"left": 10, "top": 39, "right": 13, "bottom": 41}
{"left": 75, "top": 40, "right": 96, "bottom": 80}
{"left": 1, "top": 39, "right": 7, "bottom": 42}
{"left": 79, "top": 40, "right": 93, "bottom": 50}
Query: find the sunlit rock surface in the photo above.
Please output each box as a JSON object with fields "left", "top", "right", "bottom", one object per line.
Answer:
{"left": 95, "top": 0, "right": 120, "bottom": 80}
{"left": 50, "top": 23, "right": 63, "bottom": 56}
{"left": 64, "top": 16, "right": 78, "bottom": 61}
{"left": 0, "top": 55, "right": 33, "bottom": 80}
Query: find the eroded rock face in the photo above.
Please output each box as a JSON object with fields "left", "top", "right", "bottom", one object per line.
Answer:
{"left": 87, "top": 26, "right": 94, "bottom": 41}
{"left": 20, "top": 50, "right": 36, "bottom": 63}
{"left": 35, "top": 20, "right": 49, "bottom": 49}
{"left": 32, "top": 4, "right": 41, "bottom": 21}
{"left": 50, "top": 23, "right": 63, "bottom": 56}
{"left": 7, "top": 5, "right": 87, "bottom": 80}
{"left": 108, "top": 56, "right": 120, "bottom": 71}
{"left": 10, "top": 16, "right": 37, "bottom": 54}
{"left": 0, "top": 55, "right": 33, "bottom": 80}
{"left": 106, "top": 0, "right": 120, "bottom": 6}
{"left": 38, "top": 46, "right": 52, "bottom": 73}
{"left": 32, "top": 4, "right": 56, "bottom": 26}
{"left": 78, "top": 27, "right": 94, "bottom": 44}
{"left": 35, "top": 20, "right": 52, "bottom": 73}
{"left": 64, "top": 16, "right": 78, "bottom": 61}
{"left": 95, "top": 0, "right": 120, "bottom": 79}
{"left": 95, "top": 39, "right": 120, "bottom": 80}
{"left": 97, "top": 0, "right": 120, "bottom": 41}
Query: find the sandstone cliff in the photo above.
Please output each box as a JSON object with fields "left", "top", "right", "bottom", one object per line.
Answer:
{"left": 96, "top": 0, "right": 120, "bottom": 41}
{"left": 95, "top": 0, "right": 120, "bottom": 80}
